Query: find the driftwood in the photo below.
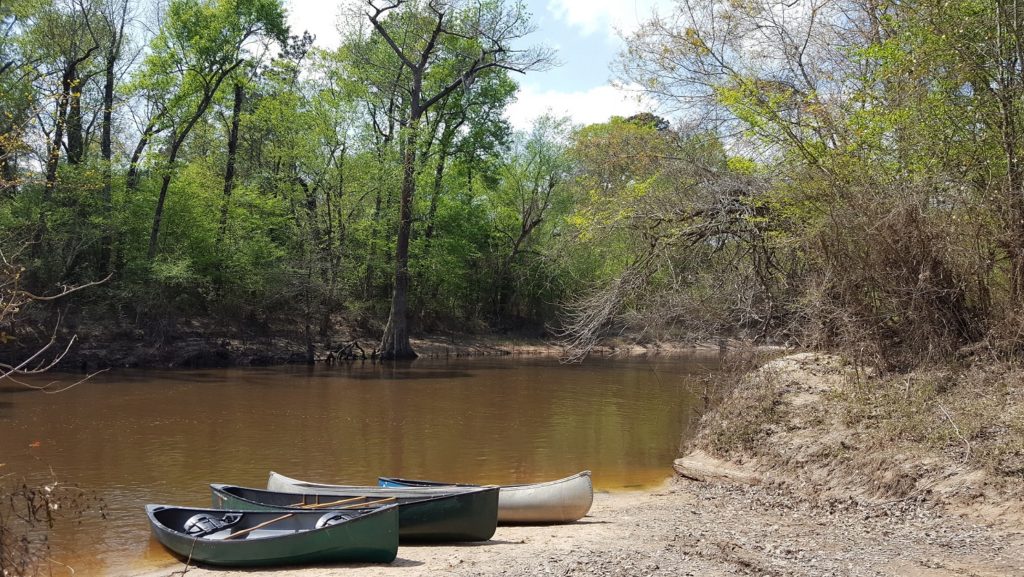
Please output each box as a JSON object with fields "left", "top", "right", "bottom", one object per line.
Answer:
{"left": 327, "top": 341, "right": 367, "bottom": 362}
{"left": 673, "top": 450, "right": 762, "bottom": 485}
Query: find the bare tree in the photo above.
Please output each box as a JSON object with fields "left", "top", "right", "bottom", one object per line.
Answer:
{"left": 1, "top": 246, "right": 110, "bottom": 389}
{"left": 359, "top": 0, "right": 553, "bottom": 359}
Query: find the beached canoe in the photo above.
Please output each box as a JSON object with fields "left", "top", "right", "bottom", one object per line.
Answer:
{"left": 145, "top": 503, "right": 398, "bottom": 567}
{"left": 253, "top": 475, "right": 499, "bottom": 542}
{"left": 378, "top": 471, "right": 594, "bottom": 523}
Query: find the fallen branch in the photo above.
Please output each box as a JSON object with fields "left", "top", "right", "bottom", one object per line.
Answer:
{"left": 938, "top": 404, "right": 972, "bottom": 462}
{"left": 673, "top": 450, "right": 762, "bottom": 485}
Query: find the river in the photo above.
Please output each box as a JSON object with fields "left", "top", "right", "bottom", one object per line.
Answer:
{"left": 0, "top": 354, "right": 720, "bottom": 575}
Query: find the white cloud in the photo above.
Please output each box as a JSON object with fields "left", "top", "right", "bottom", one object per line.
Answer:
{"left": 546, "top": 0, "right": 671, "bottom": 40}
{"left": 506, "top": 83, "right": 655, "bottom": 131}
{"left": 287, "top": 0, "right": 342, "bottom": 49}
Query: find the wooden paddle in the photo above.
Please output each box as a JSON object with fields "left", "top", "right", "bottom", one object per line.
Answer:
{"left": 222, "top": 497, "right": 397, "bottom": 540}
{"left": 223, "top": 513, "right": 293, "bottom": 540}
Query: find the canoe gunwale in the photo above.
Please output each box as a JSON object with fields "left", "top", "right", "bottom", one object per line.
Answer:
{"left": 145, "top": 502, "right": 400, "bottom": 566}
{"left": 377, "top": 471, "right": 594, "bottom": 524}
{"left": 145, "top": 503, "right": 396, "bottom": 544}
{"left": 378, "top": 471, "right": 593, "bottom": 492}
{"left": 213, "top": 482, "right": 492, "bottom": 508}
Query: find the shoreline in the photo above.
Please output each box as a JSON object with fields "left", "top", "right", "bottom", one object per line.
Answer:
{"left": 126, "top": 475, "right": 1024, "bottom": 577}
{"left": 124, "top": 352, "right": 1024, "bottom": 577}
{"left": 45, "top": 330, "right": 742, "bottom": 371}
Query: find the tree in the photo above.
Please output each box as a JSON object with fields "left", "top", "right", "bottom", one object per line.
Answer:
{"left": 557, "top": 115, "right": 779, "bottom": 359}
{"left": 359, "top": 0, "right": 553, "bottom": 359}
{"left": 23, "top": 1, "right": 101, "bottom": 201}
{"left": 133, "top": 0, "right": 287, "bottom": 260}
{"left": 614, "top": 0, "right": 1007, "bottom": 365}
{"left": 0, "top": 0, "right": 43, "bottom": 195}
{"left": 95, "top": 0, "right": 134, "bottom": 271}
{"left": 490, "top": 114, "right": 572, "bottom": 320}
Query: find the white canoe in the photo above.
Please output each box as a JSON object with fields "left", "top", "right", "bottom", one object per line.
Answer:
{"left": 269, "top": 471, "right": 593, "bottom": 524}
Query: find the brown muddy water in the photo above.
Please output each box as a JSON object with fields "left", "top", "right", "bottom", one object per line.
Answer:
{"left": 0, "top": 354, "right": 721, "bottom": 575}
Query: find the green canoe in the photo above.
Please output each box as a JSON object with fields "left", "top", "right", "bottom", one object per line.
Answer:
{"left": 145, "top": 503, "right": 398, "bottom": 567}
{"left": 210, "top": 482, "right": 498, "bottom": 542}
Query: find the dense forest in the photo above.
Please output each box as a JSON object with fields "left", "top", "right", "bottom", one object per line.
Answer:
{"left": 3, "top": 0, "right": 1024, "bottom": 368}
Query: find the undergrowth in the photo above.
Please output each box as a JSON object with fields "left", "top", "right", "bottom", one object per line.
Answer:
{"left": 688, "top": 349, "right": 786, "bottom": 458}
{"left": 838, "top": 365, "right": 1024, "bottom": 479}
{"left": 688, "top": 351, "right": 1024, "bottom": 490}
{"left": 0, "top": 474, "right": 105, "bottom": 577}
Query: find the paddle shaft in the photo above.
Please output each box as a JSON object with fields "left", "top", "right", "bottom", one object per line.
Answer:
{"left": 223, "top": 513, "right": 293, "bottom": 540}
{"left": 220, "top": 496, "right": 396, "bottom": 539}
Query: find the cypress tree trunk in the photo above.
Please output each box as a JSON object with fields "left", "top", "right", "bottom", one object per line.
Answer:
{"left": 379, "top": 119, "right": 420, "bottom": 360}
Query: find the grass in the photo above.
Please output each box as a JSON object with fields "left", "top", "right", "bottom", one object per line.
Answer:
{"left": 838, "top": 365, "right": 1024, "bottom": 478}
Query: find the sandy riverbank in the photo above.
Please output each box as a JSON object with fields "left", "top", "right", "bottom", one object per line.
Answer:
{"left": 130, "top": 476, "right": 1023, "bottom": 577}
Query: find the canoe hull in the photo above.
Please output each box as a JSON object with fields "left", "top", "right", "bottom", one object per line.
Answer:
{"left": 145, "top": 504, "right": 398, "bottom": 567}
{"left": 231, "top": 478, "right": 498, "bottom": 542}
{"left": 379, "top": 471, "right": 594, "bottom": 524}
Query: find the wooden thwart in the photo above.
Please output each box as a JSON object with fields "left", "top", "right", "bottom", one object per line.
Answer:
{"left": 291, "top": 496, "right": 366, "bottom": 509}
{"left": 336, "top": 497, "right": 397, "bottom": 509}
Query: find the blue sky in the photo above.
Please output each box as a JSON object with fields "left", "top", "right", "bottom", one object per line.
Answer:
{"left": 287, "top": 0, "right": 673, "bottom": 129}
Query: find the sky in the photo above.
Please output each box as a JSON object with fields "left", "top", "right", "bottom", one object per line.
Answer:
{"left": 286, "top": 0, "right": 674, "bottom": 130}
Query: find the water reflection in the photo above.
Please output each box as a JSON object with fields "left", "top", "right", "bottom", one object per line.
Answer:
{"left": 0, "top": 354, "right": 720, "bottom": 575}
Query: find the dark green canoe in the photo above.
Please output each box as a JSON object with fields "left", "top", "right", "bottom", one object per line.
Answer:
{"left": 145, "top": 503, "right": 398, "bottom": 567}
{"left": 210, "top": 482, "right": 498, "bottom": 542}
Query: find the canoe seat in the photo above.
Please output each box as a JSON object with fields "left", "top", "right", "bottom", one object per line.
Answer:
{"left": 315, "top": 512, "right": 350, "bottom": 529}
{"left": 184, "top": 513, "right": 242, "bottom": 537}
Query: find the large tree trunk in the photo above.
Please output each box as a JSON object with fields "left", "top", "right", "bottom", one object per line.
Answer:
{"left": 379, "top": 120, "right": 419, "bottom": 360}
{"left": 217, "top": 82, "right": 244, "bottom": 251}
{"left": 996, "top": 81, "right": 1024, "bottom": 303}
{"left": 148, "top": 134, "right": 187, "bottom": 260}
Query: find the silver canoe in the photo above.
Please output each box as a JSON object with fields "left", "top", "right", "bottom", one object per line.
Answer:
{"left": 268, "top": 471, "right": 593, "bottom": 524}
